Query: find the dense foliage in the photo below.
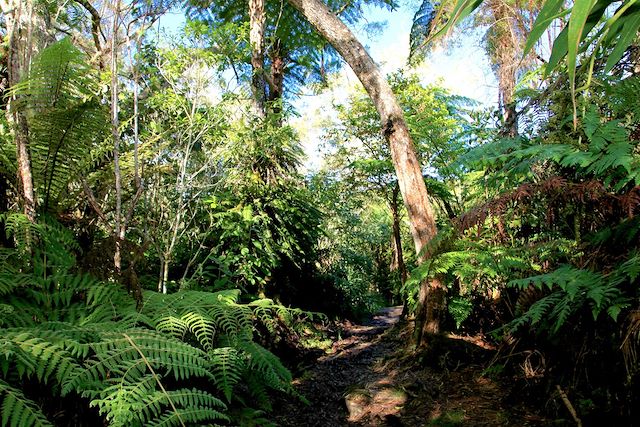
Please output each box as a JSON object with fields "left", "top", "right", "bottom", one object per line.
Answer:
{"left": 1, "top": 0, "right": 639, "bottom": 425}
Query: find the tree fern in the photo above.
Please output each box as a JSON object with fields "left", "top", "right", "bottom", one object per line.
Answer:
{"left": 9, "top": 37, "right": 108, "bottom": 212}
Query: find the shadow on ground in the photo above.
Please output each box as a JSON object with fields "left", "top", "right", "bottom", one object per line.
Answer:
{"left": 272, "top": 307, "right": 547, "bottom": 426}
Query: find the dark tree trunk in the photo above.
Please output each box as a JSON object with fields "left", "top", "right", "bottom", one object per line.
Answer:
{"left": 390, "top": 185, "right": 407, "bottom": 285}
{"left": 268, "top": 38, "right": 285, "bottom": 121}
{"left": 287, "top": 0, "right": 443, "bottom": 345}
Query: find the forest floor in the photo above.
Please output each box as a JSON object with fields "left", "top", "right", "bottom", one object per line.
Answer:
{"left": 273, "top": 307, "right": 549, "bottom": 426}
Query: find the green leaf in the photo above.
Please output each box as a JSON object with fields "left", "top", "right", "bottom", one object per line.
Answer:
{"left": 429, "top": 0, "right": 483, "bottom": 41}
{"left": 546, "top": 0, "right": 610, "bottom": 74}
{"left": 523, "top": 0, "right": 566, "bottom": 57}
{"left": 604, "top": 3, "right": 640, "bottom": 72}
{"left": 567, "top": 0, "right": 597, "bottom": 94}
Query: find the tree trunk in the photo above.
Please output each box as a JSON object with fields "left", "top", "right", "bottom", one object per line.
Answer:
{"left": 287, "top": 0, "right": 443, "bottom": 344}
{"left": 390, "top": 185, "right": 407, "bottom": 285}
{"left": 111, "top": 0, "right": 123, "bottom": 275}
{"left": 249, "top": 0, "right": 266, "bottom": 117}
{"left": 3, "top": 0, "right": 36, "bottom": 222}
{"left": 487, "top": 0, "right": 519, "bottom": 137}
{"left": 158, "top": 256, "right": 169, "bottom": 294}
{"left": 268, "top": 38, "right": 285, "bottom": 121}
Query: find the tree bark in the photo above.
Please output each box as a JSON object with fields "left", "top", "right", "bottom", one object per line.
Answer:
{"left": 267, "top": 38, "right": 285, "bottom": 121}
{"left": 249, "top": 0, "right": 266, "bottom": 117}
{"left": 3, "top": 0, "right": 36, "bottom": 222}
{"left": 76, "top": 0, "right": 105, "bottom": 69}
{"left": 487, "top": 0, "right": 519, "bottom": 137}
{"left": 158, "top": 256, "right": 169, "bottom": 294}
{"left": 111, "top": 0, "right": 123, "bottom": 275}
{"left": 286, "top": 0, "right": 443, "bottom": 344}
{"left": 390, "top": 185, "right": 407, "bottom": 285}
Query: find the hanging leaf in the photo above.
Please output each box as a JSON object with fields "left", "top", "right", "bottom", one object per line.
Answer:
{"left": 522, "top": 0, "right": 566, "bottom": 57}
{"left": 604, "top": 3, "right": 640, "bottom": 72}
{"left": 424, "top": 0, "right": 483, "bottom": 43}
{"left": 567, "top": 0, "right": 597, "bottom": 97}
{"left": 409, "top": 0, "right": 438, "bottom": 60}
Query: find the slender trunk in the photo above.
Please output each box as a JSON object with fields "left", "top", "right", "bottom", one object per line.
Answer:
{"left": 76, "top": 0, "right": 105, "bottom": 69}
{"left": 111, "top": 0, "right": 123, "bottom": 275}
{"left": 390, "top": 185, "right": 407, "bottom": 285}
{"left": 3, "top": 0, "right": 36, "bottom": 222}
{"left": 441, "top": 197, "right": 456, "bottom": 219}
{"left": 0, "top": 174, "right": 12, "bottom": 247}
{"left": 287, "top": 0, "right": 443, "bottom": 344}
{"left": 158, "top": 256, "right": 169, "bottom": 294}
{"left": 249, "top": 0, "right": 266, "bottom": 117}
{"left": 503, "top": 101, "right": 517, "bottom": 137}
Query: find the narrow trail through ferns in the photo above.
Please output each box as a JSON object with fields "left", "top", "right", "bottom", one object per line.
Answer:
{"left": 274, "top": 307, "right": 547, "bottom": 427}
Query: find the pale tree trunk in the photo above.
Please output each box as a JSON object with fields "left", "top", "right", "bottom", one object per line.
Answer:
{"left": 487, "top": 0, "right": 519, "bottom": 137}
{"left": 111, "top": 0, "right": 123, "bottom": 275}
{"left": 249, "top": 0, "right": 266, "bottom": 117}
{"left": 287, "top": 0, "right": 445, "bottom": 345}
{"left": 2, "top": 0, "right": 37, "bottom": 222}
{"left": 158, "top": 256, "right": 169, "bottom": 294}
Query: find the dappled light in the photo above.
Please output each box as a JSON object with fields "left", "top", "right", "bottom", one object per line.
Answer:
{"left": 0, "top": 0, "right": 638, "bottom": 425}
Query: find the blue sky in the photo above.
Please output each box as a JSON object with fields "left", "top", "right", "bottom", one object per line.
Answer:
{"left": 154, "top": 1, "right": 498, "bottom": 168}
{"left": 155, "top": 1, "right": 497, "bottom": 104}
{"left": 290, "top": 0, "right": 498, "bottom": 169}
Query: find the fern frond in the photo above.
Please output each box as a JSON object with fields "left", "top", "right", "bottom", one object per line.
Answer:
{"left": 1, "top": 331, "right": 81, "bottom": 384}
{"left": 147, "top": 406, "right": 229, "bottom": 427}
{"left": 0, "top": 379, "right": 52, "bottom": 427}
{"left": 62, "top": 330, "right": 214, "bottom": 395}
{"left": 143, "top": 388, "right": 227, "bottom": 422}
{"left": 11, "top": 37, "right": 109, "bottom": 211}
{"left": 238, "top": 340, "right": 292, "bottom": 392}
{"left": 209, "top": 347, "right": 244, "bottom": 402}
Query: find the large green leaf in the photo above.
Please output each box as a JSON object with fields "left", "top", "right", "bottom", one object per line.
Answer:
{"left": 604, "top": 2, "right": 640, "bottom": 72}
{"left": 523, "top": 0, "right": 567, "bottom": 57}
{"left": 567, "top": 0, "right": 597, "bottom": 95}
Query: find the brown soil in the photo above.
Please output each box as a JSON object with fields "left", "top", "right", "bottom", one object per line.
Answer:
{"left": 273, "top": 307, "right": 548, "bottom": 426}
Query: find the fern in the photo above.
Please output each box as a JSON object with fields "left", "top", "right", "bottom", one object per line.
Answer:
{"left": 10, "top": 37, "right": 108, "bottom": 212}
{"left": 209, "top": 347, "right": 244, "bottom": 402}
{"left": 0, "top": 379, "right": 52, "bottom": 427}
{"left": 409, "top": 0, "right": 437, "bottom": 61}
{"left": 147, "top": 405, "right": 229, "bottom": 427}
{"left": 507, "top": 255, "right": 637, "bottom": 333}
{"left": 0, "top": 220, "right": 300, "bottom": 425}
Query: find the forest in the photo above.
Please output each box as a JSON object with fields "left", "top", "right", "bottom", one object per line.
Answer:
{"left": 0, "top": 0, "right": 638, "bottom": 425}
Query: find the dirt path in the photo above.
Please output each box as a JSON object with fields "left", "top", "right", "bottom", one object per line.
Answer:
{"left": 273, "top": 307, "right": 547, "bottom": 427}
{"left": 274, "top": 306, "right": 405, "bottom": 426}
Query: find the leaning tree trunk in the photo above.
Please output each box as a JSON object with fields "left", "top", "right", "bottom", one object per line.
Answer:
{"left": 287, "top": 0, "right": 445, "bottom": 344}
